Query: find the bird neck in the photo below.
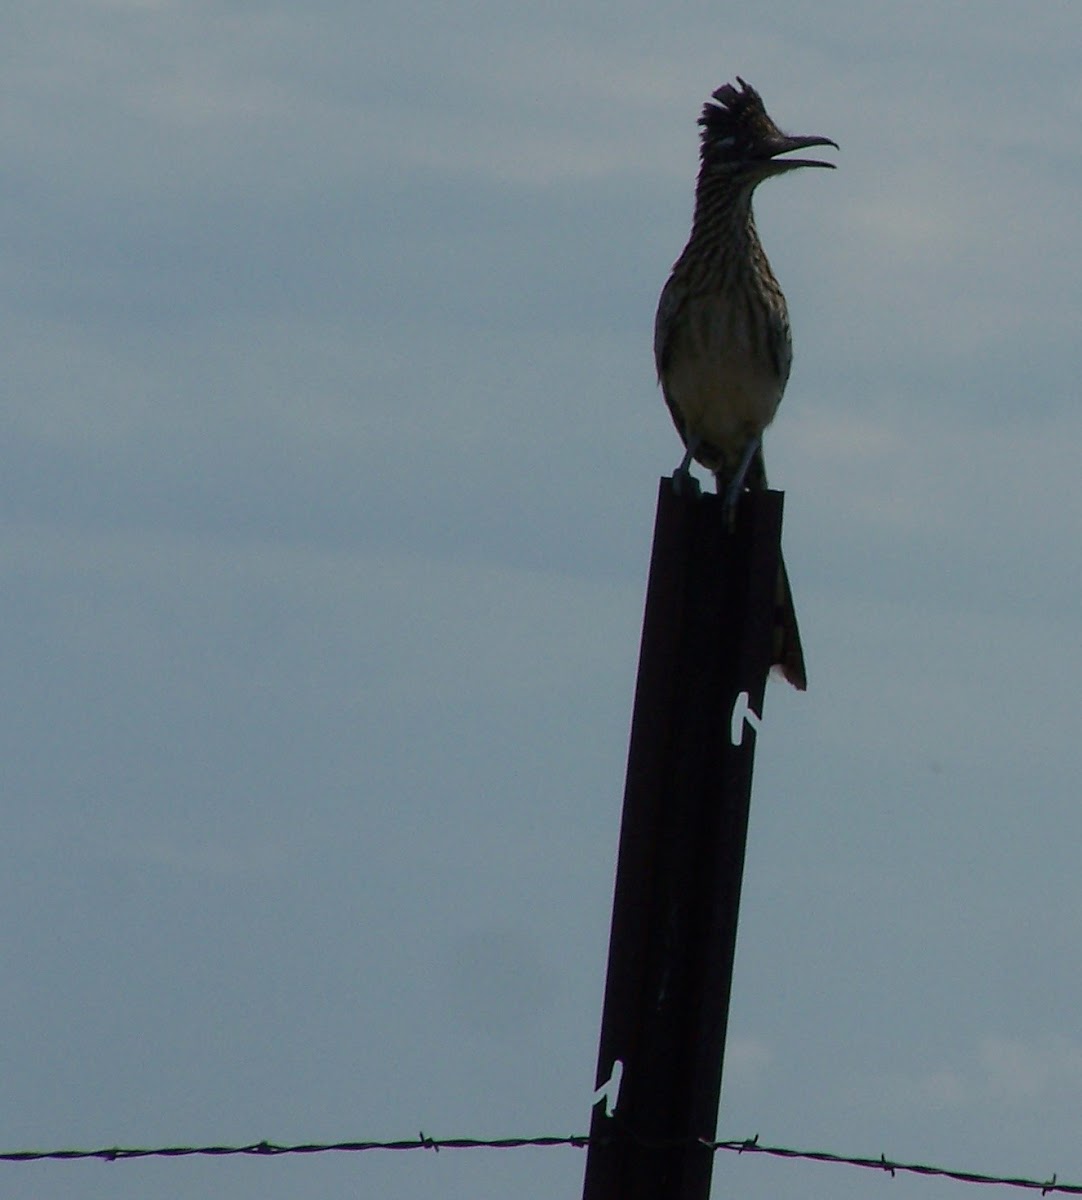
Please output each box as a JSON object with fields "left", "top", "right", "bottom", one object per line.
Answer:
{"left": 684, "top": 165, "right": 766, "bottom": 277}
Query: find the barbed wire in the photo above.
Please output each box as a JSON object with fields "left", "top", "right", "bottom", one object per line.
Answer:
{"left": 2, "top": 1131, "right": 1079, "bottom": 1194}
{"left": 0, "top": 1134, "right": 586, "bottom": 1163}
{"left": 709, "top": 1136, "right": 1075, "bottom": 1194}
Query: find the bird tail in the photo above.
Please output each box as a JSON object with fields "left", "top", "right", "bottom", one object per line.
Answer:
{"left": 774, "top": 555, "right": 807, "bottom": 691}
{"left": 738, "top": 445, "right": 806, "bottom": 691}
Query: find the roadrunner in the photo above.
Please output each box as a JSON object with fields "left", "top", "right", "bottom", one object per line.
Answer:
{"left": 654, "top": 78, "right": 836, "bottom": 690}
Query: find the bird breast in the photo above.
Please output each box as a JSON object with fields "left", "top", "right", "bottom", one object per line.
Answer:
{"left": 662, "top": 292, "right": 790, "bottom": 460}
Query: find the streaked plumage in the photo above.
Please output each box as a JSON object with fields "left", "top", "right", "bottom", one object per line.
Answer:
{"left": 654, "top": 79, "right": 836, "bottom": 689}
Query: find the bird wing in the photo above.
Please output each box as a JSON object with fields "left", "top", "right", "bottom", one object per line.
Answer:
{"left": 653, "top": 271, "right": 683, "bottom": 380}
{"left": 654, "top": 270, "right": 696, "bottom": 447}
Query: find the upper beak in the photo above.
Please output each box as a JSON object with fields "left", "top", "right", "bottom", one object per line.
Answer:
{"left": 762, "top": 133, "right": 839, "bottom": 172}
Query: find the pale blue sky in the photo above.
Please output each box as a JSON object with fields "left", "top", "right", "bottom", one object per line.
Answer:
{"left": 3, "top": 2, "right": 1082, "bottom": 1197}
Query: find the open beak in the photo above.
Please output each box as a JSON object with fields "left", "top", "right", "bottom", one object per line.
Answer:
{"left": 762, "top": 133, "right": 839, "bottom": 172}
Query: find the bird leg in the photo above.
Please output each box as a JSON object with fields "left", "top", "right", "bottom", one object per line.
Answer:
{"left": 672, "top": 437, "right": 702, "bottom": 497}
{"left": 721, "top": 435, "right": 762, "bottom": 520}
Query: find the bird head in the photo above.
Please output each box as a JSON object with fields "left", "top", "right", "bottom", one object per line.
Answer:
{"left": 698, "top": 78, "right": 837, "bottom": 181}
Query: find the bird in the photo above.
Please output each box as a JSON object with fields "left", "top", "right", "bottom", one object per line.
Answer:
{"left": 653, "top": 78, "right": 836, "bottom": 690}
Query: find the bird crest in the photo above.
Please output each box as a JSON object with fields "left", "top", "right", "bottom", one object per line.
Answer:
{"left": 698, "top": 78, "right": 782, "bottom": 161}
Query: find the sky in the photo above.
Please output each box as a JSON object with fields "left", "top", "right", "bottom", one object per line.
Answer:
{"left": 3, "top": 1, "right": 1082, "bottom": 1197}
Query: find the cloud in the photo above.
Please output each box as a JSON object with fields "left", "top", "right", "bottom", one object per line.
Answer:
{"left": 726, "top": 1035, "right": 775, "bottom": 1086}
{"left": 901, "top": 1035, "right": 1082, "bottom": 1111}
{"left": 978, "top": 1036, "right": 1082, "bottom": 1104}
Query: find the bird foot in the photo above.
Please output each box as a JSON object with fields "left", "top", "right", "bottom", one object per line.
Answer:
{"left": 671, "top": 467, "right": 701, "bottom": 498}
{"left": 671, "top": 438, "right": 702, "bottom": 498}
